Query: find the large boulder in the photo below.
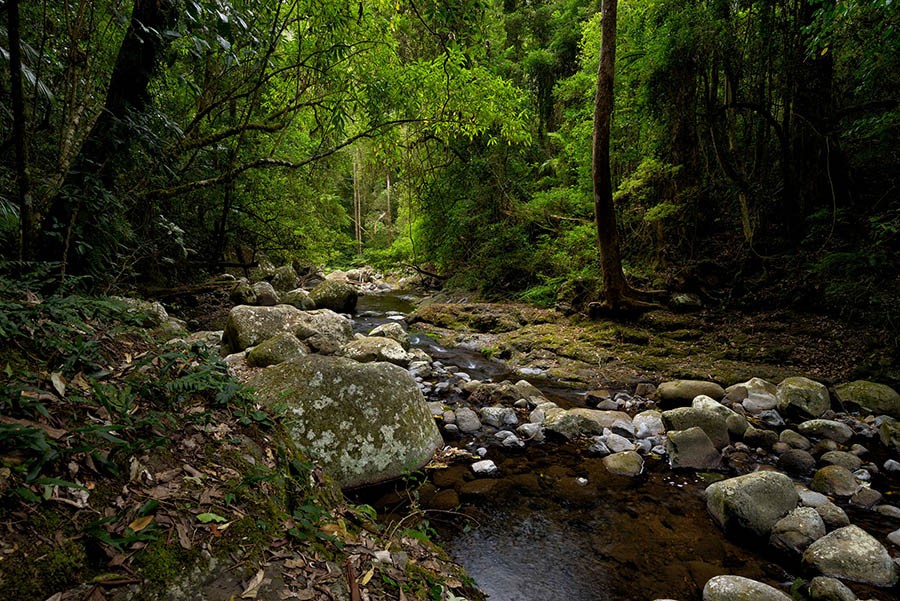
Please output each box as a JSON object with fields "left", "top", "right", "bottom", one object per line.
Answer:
{"left": 339, "top": 337, "right": 410, "bottom": 366}
{"left": 544, "top": 409, "right": 632, "bottom": 440}
{"left": 666, "top": 427, "right": 722, "bottom": 470}
{"left": 776, "top": 377, "right": 830, "bottom": 418}
{"left": 702, "top": 575, "right": 792, "bottom": 601}
{"left": 246, "top": 332, "right": 307, "bottom": 367}
{"left": 222, "top": 305, "right": 352, "bottom": 354}
{"left": 658, "top": 380, "right": 725, "bottom": 407}
{"left": 250, "top": 355, "right": 443, "bottom": 488}
{"left": 662, "top": 407, "right": 730, "bottom": 448}
{"left": 705, "top": 471, "right": 799, "bottom": 537}
{"left": 309, "top": 279, "right": 358, "bottom": 313}
{"left": 802, "top": 525, "right": 898, "bottom": 587}
{"left": 281, "top": 288, "right": 315, "bottom": 310}
{"left": 834, "top": 380, "right": 900, "bottom": 418}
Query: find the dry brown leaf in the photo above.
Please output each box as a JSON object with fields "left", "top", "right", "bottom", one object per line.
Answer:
{"left": 50, "top": 372, "right": 66, "bottom": 397}
{"left": 127, "top": 515, "right": 154, "bottom": 532}
{"left": 284, "top": 558, "right": 305, "bottom": 570}
{"left": 241, "top": 569, "right": 266, "bottom": 599}
{"left": 175, "top": 521, "right": 192, "bottom": 550}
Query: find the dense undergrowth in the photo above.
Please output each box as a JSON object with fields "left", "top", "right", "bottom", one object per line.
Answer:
{"left": 0, "top": 264, "right": 480, "bottom": 601}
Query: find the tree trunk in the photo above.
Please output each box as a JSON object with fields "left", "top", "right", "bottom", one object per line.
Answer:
{"left": 592, "top": 0, "right": 627, "bottom": 307}
{"left": 7, "top": 0, "right": 34, "bottom": 260}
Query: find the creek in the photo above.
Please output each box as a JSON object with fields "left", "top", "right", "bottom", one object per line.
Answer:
{"left": 351, "top": 292, "right": 890, "bottom": 601}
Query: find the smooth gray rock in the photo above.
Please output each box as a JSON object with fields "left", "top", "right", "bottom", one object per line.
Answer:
{"left": 816, "top": 502, "right": 851, "bottom": 530}
{"left": 602, "top": 450, "right": 644, "bottom": 477}
{"left": 251, "top": 281, "right": 279, "bottom": 306}
{"left": 743, "top": 425, "right": 779, "bottom": 449}
{"left": 480, "top": 405, "right": 518, "bottom": 428}
{"left": 605, "top": 433, "right": 635, "bottom": 453}
{"left": 368, "top": 322, "right": 410, "bottom": 349}
{"left": 634, "top": 410, "right": 666, "bottom": 438}
{"left": 850, "top": 487, "right": 882, "bottom": 509}
{"left": 769, "top": 507, "right": 827, "bottom": 555}
{"left": 270, "top": 264, "right": 299, "bottom": 292}
{"left": 820, "top": 450, "right": 863, "bottom": 471}
{"left": 666, "top": 427, "right": 722, "bottom": 470}
{"left": 281, "top": 288, "right": 315, "bottom": 310}
{"left": 662, "top": 407, "right": 730, "bottom": 448}
{"left": 705, "top": 471, "right": 799, "bottom": 537}
{"left": 339, "top": 336, "right": 410, "bottom": 366}
{"left": 798, "top": 489, "right": 830, "bottom": 508}
{"left": 780, "top": 429, "right": 812, "bottom": 450}
{"left": 777, "top": 376, "right": 831, "bottom": 418}
{"left": 802, "top": 525, "right": 898, "bottom": 586}
{"left": 250, "top": 355, "right": 442, "bottom": 489}
{"left": 471, "top": 460, "right": 497, "bottom": 474}
{"left": 725, "top": 413, "right": 749, "bottom": 438}
{"left": 658, "top": 380, "right": 725, "bottom": 406}
{"left": 834, "top": 380, "right": 900, "bottom": 418}
{"left": 246, "top": 332, "right": 307, "bottom": 367}
{"left": 455, "top": 408, "right": 482, "bottom": 433}
{"left": 702, "top": 575, "right": 791, "bottom": 601}
{"left": 544, "top": 408, "right": 631, "bottom": 440}
{"left": 811, "top": 465, "right": 861, "bottom": 497}
{"left": 517, "top": 422, "right": 544, "bottom": 442}
{"left": 799, "top": 419, "right": 855, "bottom": 444}
{"left": 777, "top": 449, "right": 817, "bottom": 477}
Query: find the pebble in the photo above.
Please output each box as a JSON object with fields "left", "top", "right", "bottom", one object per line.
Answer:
{"left": 588, "top": 437, "right": 611, "bottom": 456}
{"left": 471, "top": 459, "right": 497, "bottom": 474}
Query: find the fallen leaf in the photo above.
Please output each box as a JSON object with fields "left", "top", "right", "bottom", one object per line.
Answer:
{"left": 359, "top": 565, "right": 374, "bottom": 586}
{"left": 43, "top": 593, "right": 62, "bottom": 601}
{"left": 241, "top": 569, "right": 265, "bottom": 599}
{"left": 127, "top": 515, "right": 154, "bottom": 532}
{"left": 50, "top": 372, "right": 66, "bottom": 397}
{"left": 175, "top": 521, "right": 192, "bottom": 550}
{"left": 284, "top": 558, "right": 305, "bottom": 569}
{"left": 196, "top": 512, "right": 227, "bottom": 524}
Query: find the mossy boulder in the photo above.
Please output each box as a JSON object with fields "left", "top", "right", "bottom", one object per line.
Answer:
{"left": 369, "top": 322, "right": 410, "bottom": 349}
{"left": 281, "top": 288, "right": 315, "bottom": 310}
{"left": 338, "top": 336, "right": 410, "bottom": 366}
{"left": 251, "top": 281, "right": 279, "bottom": 306}
{"left": 802, "top": 525, "right": 898, "bottom": 587}
{"left": 834, "top": 380, "right": 900, "bottom": 417}
{"left": 776, "top": 377, "right": 830, "bottom": 418}
{"left": 705, "top": 471, "right": 799, "bottom": 538}
{"left": 309, "top": 279, "right": 358, "bottom": 313}
{"left": 250, "top": 355, "right": 443, "bottom": 488}
{"left": 246, "top": 332, "right": 308, "bottom": 367}
{"left": 662, "top": 406, "right": 730, "bottom": 448}
{"left": 270, "top": 264, "right": 299, "bottom": 292}
{"left": 222, "top": 305, "right": 352, "bottom": 354}
{"left": 230, "top": 280, "right": 257, "bottom": 305}
{"left": 544, "top": 409, "right": 632, "bottom": 440}
{"left": 702, "top": 575, "right": 792, "bottom": 601}
{"left": 658, "top": 380, "right": 725, "bottom": 407}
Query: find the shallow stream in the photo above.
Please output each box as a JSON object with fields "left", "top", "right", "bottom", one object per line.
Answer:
{"left": 352, "top": 293, "right": 891, "bottom": 601}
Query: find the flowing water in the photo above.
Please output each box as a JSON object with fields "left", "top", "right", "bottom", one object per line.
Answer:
{"left": 352, "top": 292, "right": 893, "bottom": 601}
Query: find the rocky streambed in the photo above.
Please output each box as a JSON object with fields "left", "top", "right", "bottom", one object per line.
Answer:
{"left": 182, "top": 265, "right": 899, "bottom": 601}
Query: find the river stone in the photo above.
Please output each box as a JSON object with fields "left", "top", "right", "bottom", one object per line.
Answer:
{"left": 634, "top": 410, "right": 665, "bottom": 438}
{"left": 455, "top": 408, "right": 482, "bottom": 433}
{"left": 368, "top": 322, "right": 410, "bottom": 349}
{"left": 251, "top": 281, "right": 279, "bottom": 306}
{"left": 222, "top": 305, "right": 352, "bottom": 354}
{"left": 834, "top": 380, "right": 900, "bottom": 418}
{"left": 777, "top": 377, "right": 831, "bottom": 418}
{"left": 816, "top": 502, "right": 851, "bottom": 530}
{"left": 667, "top": 427, "right": 722, "bottom": 470}
{"left": 727, "top": 377, "right": 778, "bottom": 398}
{"left": 808, "top": 576, "right": 857, "bottom": 601}
{"left": 246, "top": 332, "right": 308, "bottom": 367}
{"left": 725, "top": 414, "right": 749, "bottom": 438}
{"left": 777, "top": 449, "right": 817, "bottom": 477}
{"left": 879, "top": 417, "right": 900, "bottom": 452}
{"left": 769, "top": 506, "right": 826, "bottom": 555}
{"left": 702, "top": 575, "right": 791, "bottom": 601}
{"left": 480, "top": 405, "right": 518, "bottom": 428}
{"left": 544, "top": 408, "right": 632, "bottom": 440}
{"left": 693, "top": 395, "right": 739, "bottom": 420}
{"left": 517, "top": 422, "right": 544, "bottom": 442}
{"left": 798, "top": 419, "right": 854, "bottom": 444}
{"left": 705, "top": 471, "right": 799, "bottom": 537}
{"left": 802, "top": 525, "right": 898, "bottom": 586}
{"left": 270, "top": 264, "right": 299, "bottom": 292}
{"left": 662, "top": 407, "right": 730, "bottom": 448}
{"left": 339, "top": 337, "right": 410, "bottom": 366}
{"left": 230, "top": 280, "right": 257, "bottom": 305}
{"left": 850, "top": 487, "right": 882, "bottom": 509}
{"left": 658, "top": 380, "right": 725, "bottom": 406}
{"left": 471, "top": 459, "right": 497, "bottom": 474}
{"left": 281, "top": 288, "right": 315, "bottom": 310}
{"left": 602, "top": 450, "right": 644, "bottom": 477}
{"left": 743, "top": 425, "right": 779, "bottom": 449}
{"left": 811, "top": 465, "right": 860, "bottom": 497}
{"left": 820, "top": 450, "right": 863, "bottom": 471}
{"left": 605, "top": 433, "right": 635, "bottom": 453}
{"left": 309, "top": 279, "right": 358, "bottom": 313}
{"left": 780, "top": 429, "right": 812, "bottom": 450}
{"left": 514, "top": 379, "right": 545, "bottom": 402}
{"left": 798, "top": 489, "right": 830, "bottom": 508}
{"left": 250, "top": 355, "right": 442, "bottom": 488}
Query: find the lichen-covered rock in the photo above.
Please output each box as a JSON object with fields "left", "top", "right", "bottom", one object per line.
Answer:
{"left": 251, "top": 281, "right": 279, "bottom": 306}
{"left": 808, "top": 576, "right": 857, "bottom": 601}
{"left": 666, "top": 427, "right": 722, "bottom": 470}
{"left": 602, "top": 450, "right": 644, "bottom": 477}
{"left": 658, "top": 380, "right": 725, "bottom": 406}
{"left": 810, "top": 465, "right": 860, "bottom": 497}
{"left": 270, "top": 264, "right": 299, "bottom": 292}
{"left": 368, "top": 322, "right": 410, "bottom": 349}
{"left": 480, "top": 405, "right": 518, "bottom": 428}
{"left": 705, "top": 472, "right": 799, "bottom": 537}
{"left": 633, "top": 410, "right": 665, "bottom": 439}
{"left": 309, "top": 279, "right": 358, "bottom": 313}
{"left": 819, "top": 450, "right": 863, "bottom": 471}
{"left": 222, "top": 305, "right": 352, "bottom": 354}
{"left": 815, "top": 502, "right": 850, "bottom": 530}
{"left": 802, "top": 525, "right": 898, "bottom": 587}
{"left": 662, "top": 407, "right": 730, "bottom": 448}
{"left": 769, "top": 507, "right": 826, "bottom": 555}
{"left": 339, "top": 337, "right": 410, "bottom": 366}
{"left": 250, "top": 355, "right": 443, "bottom": 488}
{"left": 880, "top": 417, "right": 900, "bottom": 452}
{"left": 777, "top": 377, "right": 830, "bottom": 418}
{"left": 702, "top": 575, "right": 792, "bottom": 601}
{"left": 112, "top": 296, "right": 170, "bottom": 327}
{"left": 834, "top": 380, "right": 900, "bottom": 418}
{"left": 798, "top": 419, "right": 854, "bottom": 444}
{"left": 544, "top": 408, "right": 632, "bottom": 440}
{"left": 246, "top": 332, "right": 308, "bottom": 367}
{"left": 281, "top": 288, "right": 315, "bottom": 310}
{"left": 230, "top": 280, "right": 257, "bottom": 305}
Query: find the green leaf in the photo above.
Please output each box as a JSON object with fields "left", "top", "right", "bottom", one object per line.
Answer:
{"left": 196, "top": 512, "right": 227, "bottom": 523}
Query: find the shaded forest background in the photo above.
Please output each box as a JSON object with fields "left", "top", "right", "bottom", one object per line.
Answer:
{"left": 2, "top": 0, "right": 898, "bottom": 323}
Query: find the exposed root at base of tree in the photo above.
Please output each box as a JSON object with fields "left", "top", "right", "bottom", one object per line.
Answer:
{"left": 588, "top": 287, "right": 666, "bottom": 317}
